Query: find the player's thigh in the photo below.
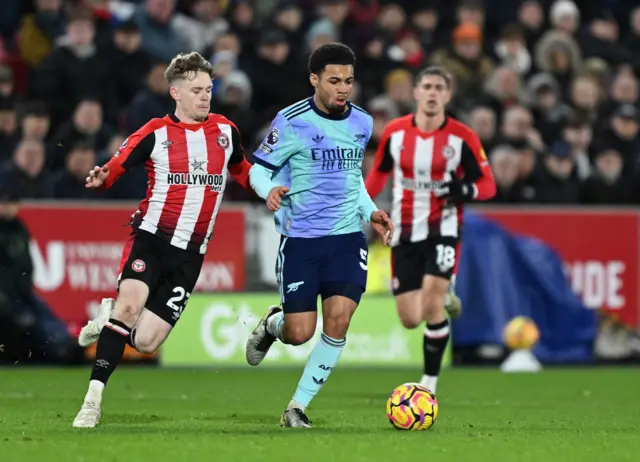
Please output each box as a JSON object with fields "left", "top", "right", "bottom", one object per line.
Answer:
{"left": 133, "top": 308, "right": 173, "bottom": 353}
{"left": 391, "top": 241, "right": 426, "bottom": 297}
{"left": 116, "top": 231, "right": 164, "bottom": 322}
{"left": 277, "top": 236, "right": 321, "bottom": 315}
{"left": 145, "top": 249, "right": 204, "bottom": 327}
{"left": 391, "top": 242, "right": 427, "bottom": 328}
{"left": 423, "top": 236, "right": 459, "bottom": 282}
{"left": 423, "top": 236, "right": 457, "bottom": 317}
{"left": 319, "top": 232, "right": 368, "bottom": 305}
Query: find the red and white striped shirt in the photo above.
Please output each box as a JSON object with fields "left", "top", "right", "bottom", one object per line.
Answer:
{"left": 365, "top": 115, "right": 495, "bottom": 246}
{"left": 103, "top": 113, "right": 251, "bottom": 254}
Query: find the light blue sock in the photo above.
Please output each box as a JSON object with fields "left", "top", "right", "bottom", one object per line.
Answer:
{"left": 290, "top": 333, "right": 345, "bottom": 410}
{"left": 266, "top": 311, "right": 285, "bottom": 342}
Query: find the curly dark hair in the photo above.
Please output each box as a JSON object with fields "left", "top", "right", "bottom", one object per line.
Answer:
{"left": 308, "top": 43, "right": 356, "bottom": 75}
{"left": 164, "top": 52, "right": 214, "bottom": 85}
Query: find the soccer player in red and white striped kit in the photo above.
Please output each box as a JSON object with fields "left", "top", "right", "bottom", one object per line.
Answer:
{"left": 73, "top": 52, "right": 252, "bottom": 428}
{"left": 365, "top": 67, "right": 496, "bottom": 393}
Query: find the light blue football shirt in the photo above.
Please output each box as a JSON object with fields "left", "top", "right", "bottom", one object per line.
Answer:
{"left": 253, "top": 97, "right": 377, "bottom": 238}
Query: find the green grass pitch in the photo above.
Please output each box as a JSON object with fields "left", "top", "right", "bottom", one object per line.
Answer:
{"left": 1, "top": 367, "right": 639, "bottom": 461}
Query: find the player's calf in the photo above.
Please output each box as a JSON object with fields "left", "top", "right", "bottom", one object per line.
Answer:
{"left": 131, "top": 309, "right": 173, "bottom": 354}
{"left": 420, "top": 276, "right": 451, "bottom": 393}
{"left": 395, "top": 291, "right": 424, "bottom": 329}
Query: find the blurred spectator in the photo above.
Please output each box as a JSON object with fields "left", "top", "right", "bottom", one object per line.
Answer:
{"left": 49, "top": 99, "right": 114, "bottom": 170}
{"left": 489, "top": 145, "right": 528, "bottom": 203}
{"left": 227, "top": 0, "right": 258, "bottom": 56}
{"left": 535, "top": 32, "right": 582, "bottom": 97}
{"left": 108, "top": 20, "right": 153, "bottom": 110}
{"left": 517, "top": 1, "right": 544, "bottom": 50}
{"left": 20, "top": 101, "right": 51, "bottom": 142}
{"left": 625, "top": 7, "right": 640, "bottom": 54}
{"left": 248, "top": 30, "right": 303, "bottom": 119}
{"left": 211, "top": 70, "right": 256, "bottom": 146}
{"left": 568, "top": 74, "right": 601, "bottom": 123}
{"left": 15, "top": 0, "right": 66, "bottom": 68}
{"left": 0, "top": 138, "right": 49, "bottom": 198}
{"left": 492, "top": 24, "right": 531, "bottom": 76}
{"left": 431, "top": 22, "right": 494, "bottom": 112}
{"left": 456, "top": 0, "right": 485, "bottom": 28}
{"left": 467, "top": 106, "right": 497, "bottom": 153}
{"left": 173, "top": 0, "right": 229, "bottom": 54}
{"left": 48, "top": 141, "right": 99, "bottom": 199}
{"left": 126, "top": 61, "right": 173, "bottom": 133}
{"left": 548, "top": 0, "right": 580, "bottom": 37}
{"left": 527, "top": 72, "right": 572, "bottom": 144}
{"left": 561, "top": 114, "right": 592, "bottom": 180}
{"left": 0, "top": 186, "right": 74, "bottom": 363}
{"left": 383, "top": 69, "right": 414, "bottom": 116}
{"left": 596, "top": 104, "right": 640, "bottom": 173}
{"left": 581, "top": 148, "right": 627, "bottom": 204}
{"left": 30, "top": 7, "right": 117, "bottom": 129}
{"left": 532, "top": 140, "right": 581, "bottom": 203}
{"left": 411, "top": 5, "right": 444, "bottom": 55}
{"left": 477, "top": 65, "right": 527, "bottom": 126}
{"left": 0, "top": 87, "right": 18, "bottom": 156}
{"left": 132, "top": 0, "right": 187, "bottom": 61}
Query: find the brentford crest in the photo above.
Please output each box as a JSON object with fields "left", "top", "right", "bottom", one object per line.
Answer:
{"left": 217, "top": 133, "right": 230, "bottom": 149}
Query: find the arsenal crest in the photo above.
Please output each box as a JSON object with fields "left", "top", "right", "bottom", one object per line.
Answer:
{"left": 217, "top": 133, "right": 230, "bottom": 149}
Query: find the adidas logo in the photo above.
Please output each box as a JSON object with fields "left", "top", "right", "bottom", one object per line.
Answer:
{"left": 312, "top": 134, "right": 324, "bottom": 143}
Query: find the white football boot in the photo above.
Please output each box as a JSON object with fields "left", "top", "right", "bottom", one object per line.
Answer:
{"left": 245, "top": 305, "right": 282, "bottom": 366}
{"left": 72, "top": 400, "right": 101, "bottom": 428}
{"left": 444, "top": 289, "right": 462, "bottom": 319}
{"left": 78, "top": 298, "right": 115, "bottom": 347}
{"left": 72, "top": 380, "right": 104, "bottom": 428}
{"left": 280, "top": 408, "right": 312, "bottom": 428}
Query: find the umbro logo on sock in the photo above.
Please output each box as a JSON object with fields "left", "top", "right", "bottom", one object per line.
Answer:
{"left": 96, "top": 359, "right": 110, "bottom": 368}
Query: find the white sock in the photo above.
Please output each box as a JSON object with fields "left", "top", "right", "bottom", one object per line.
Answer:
{"left": 85, "top": 380, "right": 105, "bottom": 403}
{"left": 266, "top": 310, "right": 285, "bottom": 341}
{"left": 420, "top": 374, "right": 438, "bottom": 394}
{"left": 287, "top": 400, "right": 306, "bottom": 413}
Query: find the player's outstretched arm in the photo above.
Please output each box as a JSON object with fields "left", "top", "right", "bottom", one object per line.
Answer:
{"left": 87, "top": 125, "right": 156, "bottom": 190}
{"left": 249, "top": 164, "right": 289, "bottom": 211}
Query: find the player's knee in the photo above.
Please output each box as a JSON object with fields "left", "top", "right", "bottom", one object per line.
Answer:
{"left": 134, "top": 339, "right": 158, "bottom": 354}
{"left": 115, "top": 280, "right": 148, "bottom": 325}
{"left": 113, "top": 300, "right": 142, "bottom": 326}
{"left": 322, "top": 313, "right": 352, "bottom": 339}
{"left": 396, "top": 293, "right": 423, "bottom": 328}
{"left": 398, "top": 314, "right": 422, "bottom": 329}
{"left": 283, "top": 323, "right": 314, "bottom": 345}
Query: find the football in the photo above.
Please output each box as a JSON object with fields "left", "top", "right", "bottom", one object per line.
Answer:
{"left": 386, "top": 383, "right": 438, "bottom": 431}
{"left": 503, "top": 316, "right": 540, "bottom": 350}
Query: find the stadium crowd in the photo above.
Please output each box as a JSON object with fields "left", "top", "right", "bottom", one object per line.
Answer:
{"left": 0, "top": 0, "right": 639, "bottom": 204}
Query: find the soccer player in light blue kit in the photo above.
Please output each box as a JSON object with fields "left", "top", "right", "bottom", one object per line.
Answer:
{"left": 246, "top": 43, "right": 394, "bottom": 428}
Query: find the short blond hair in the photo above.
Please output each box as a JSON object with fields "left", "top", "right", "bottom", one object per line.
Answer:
{"left": 164, "top": 52, "right": 214, "bottom": 85}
